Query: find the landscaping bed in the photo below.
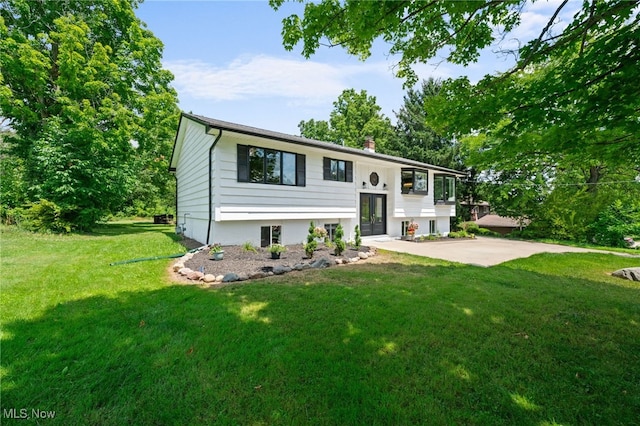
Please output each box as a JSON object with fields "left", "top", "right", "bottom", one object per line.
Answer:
{"left": 175, "top": 243, "right": 375, "bottom": 284}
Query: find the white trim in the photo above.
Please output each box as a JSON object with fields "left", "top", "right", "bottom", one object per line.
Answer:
{"left": 215, "top": 206, "right": 357, "bottom": 221}
{"left": 392, "top": 208, "right": 437, "bottom": 218}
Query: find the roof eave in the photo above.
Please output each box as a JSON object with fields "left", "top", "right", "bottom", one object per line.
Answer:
{"left": 180, "top": 112, "right": 466, "bottom": 176}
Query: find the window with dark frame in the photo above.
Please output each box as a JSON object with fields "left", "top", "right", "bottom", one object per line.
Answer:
{"left": 401, "top": 168, "right": 429, "bottom": 194}
{"left": 238, "top": 144, "right": 305, "bottom": 187}
{"left": 323, "top": 157, "right": 353, "bottom": 182}
{"left": 434, "top": 175, "right": 456, "bottom": 203}
{"left": 260, "top": 225, "right": 282, "bottom": 248}
{"left": 401, "top": 220, "right": 410, "bottom": 236}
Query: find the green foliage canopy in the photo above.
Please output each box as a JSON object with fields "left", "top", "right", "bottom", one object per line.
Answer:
{"left": 272, "top": 0, "right": 639, "bottom": 161}
{"left": 298, "top": 89, "right": 393, "bottom": 150}
{"left": 0, "top": 0, "right": 179, "bottom": 229}
{"left": 386, "top": 78, "right": 460, "bottom": 169}
{"left": 272, "top": 0, "right": 640, "bottom": 243}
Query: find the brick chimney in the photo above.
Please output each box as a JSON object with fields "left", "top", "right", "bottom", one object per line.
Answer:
{"left": 364, "top": 136, "right": 375, "bottom": 153}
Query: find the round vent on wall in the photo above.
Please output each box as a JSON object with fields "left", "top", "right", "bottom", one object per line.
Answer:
{"left": 369, "top": 172, "right": 379, "bottom": 186}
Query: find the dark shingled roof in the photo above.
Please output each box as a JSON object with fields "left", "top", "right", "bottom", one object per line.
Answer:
{"left": 178, "top": 112, "right": 466, "bottom": 176}
{"left": 475, "top": 214, "right": 529, "bottom": 228}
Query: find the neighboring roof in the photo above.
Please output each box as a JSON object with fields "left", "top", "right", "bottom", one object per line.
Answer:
{"left": 475, "top": 214, "right": 529, "bottom": 228}
{"left": 171, "top": 112, "right": 466, "bottom": 176}
{"left": 460, "top": 201, "right": 491, "bottom": 207}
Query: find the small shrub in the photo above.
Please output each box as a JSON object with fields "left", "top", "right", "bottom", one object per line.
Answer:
{"left": 304, "top": 240, "right": 317, "bottom": 258}
{"left": 209, "top": 243, "right": 223, "bottom": 254}
{"left": 313, "top": 226, "right": 327, "bottom": 239}
{"left": 354, "top": 225, "right": 361, "bottom": 249}
{"left": 448, "top": 230, "right": 474, "bottom": 239}
{"left": 268, "top": 244, "right": 287, "bottom": 254}
{"left": 242, "top": 241, "right": 258, "bottom": 252}
{"left": 334, "top": 223, "right": 346, "bottom": 256}
{"left": 305, "top": 221, "right": 318, "bottom": 258}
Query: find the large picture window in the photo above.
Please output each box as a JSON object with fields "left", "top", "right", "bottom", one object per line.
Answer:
{"left": 323, "top": 157, "right": 353, "bottom": 182}
{"left": 434, "top": 175, "right": 456, "bottom": 204}
{"left": 401, "top": 168, "right": 429, "bottom": 194}
{"left": 238, "top": 145, "right": 305, "bottom": 186}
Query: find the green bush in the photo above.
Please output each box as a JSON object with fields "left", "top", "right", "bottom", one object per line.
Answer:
{"left": 587, "top": 200, "right": 640, "bottom": 247}
{"left": 476, "top": 227, "right": 501, "bottom": 237}
{"left": 334, "top": 224, "right": 346, "bottom": 256}
{"left": 18, "top": 199, "right": 73, "bottom": 233}
{"left": 305, "top": 221, "right": 318, "bottom": 258}
{"left": 354, "top": 225, "right": 361, "bottom": 249}
{"left": 448, "top": 230, "right": 474, "bottom": 239}
{"left": 459, "top": 221, "right": 480, "bottom": 233}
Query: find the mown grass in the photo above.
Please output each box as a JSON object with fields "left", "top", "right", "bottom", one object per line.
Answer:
{"left": 1, "top": 222, "right": 639, "bottom": 425}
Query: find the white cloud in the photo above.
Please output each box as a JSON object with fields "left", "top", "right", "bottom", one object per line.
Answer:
{"left": 165, "top": 55, "right": 394, "bottom": 106}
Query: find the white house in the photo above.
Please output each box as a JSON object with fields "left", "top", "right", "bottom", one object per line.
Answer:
{"left": 169, "top": 113, "right": 465, "bottom": 246}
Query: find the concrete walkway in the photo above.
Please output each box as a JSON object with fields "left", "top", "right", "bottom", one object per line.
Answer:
{"left": 364, "top": 236, "right": 637, "bottom": 267}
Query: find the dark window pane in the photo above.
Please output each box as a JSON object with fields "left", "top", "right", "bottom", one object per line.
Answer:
{"left": 434, "top": 175, "right": 444, "bottom": 201}
{"left": 330, "top": 159, "right": 338, "bottom": 180}
{"left": 271, "top": 225, "right": 281, "bottom": 244}
{"left": 249, "top": 147, "right": 264, "bottom": 183}
{"left": 401, "top": 170, "right": 413, "bottom": 193}
{"left": 361, "top": 197, "right": 370, "bottom": 222}
{"left": 265, "top": 149, "right": 280, "bottom": 184}
{"left": 337, "top": 161, "right": 346, "bottom": 182}
{"left": 282, "top": 152, "right": 296, "bottom": 185}
{"left": 261, "top": 226, "right": 270, "bottom": 247}
{"left": 445, "top": 176, "right": 456, "bottom": 202}
{"left": 414, "top": 171, "right": 428, "bottom": 193}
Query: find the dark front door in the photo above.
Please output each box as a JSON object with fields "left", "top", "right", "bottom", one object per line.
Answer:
{"left": 360, "top": 193, "right": 386, "bottom": 236}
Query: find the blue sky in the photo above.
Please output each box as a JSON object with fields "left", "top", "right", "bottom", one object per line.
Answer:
{"left": 135, "top": 0, "right": 577, "bottom": 135}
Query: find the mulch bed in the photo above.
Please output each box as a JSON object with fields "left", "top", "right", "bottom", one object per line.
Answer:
{"left": 178, "top": 243, "right": 371, "bottom": 282}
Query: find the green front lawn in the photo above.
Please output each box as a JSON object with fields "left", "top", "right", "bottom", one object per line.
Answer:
{"left": 1, "top": 222, "right": 639, "bottom": 425}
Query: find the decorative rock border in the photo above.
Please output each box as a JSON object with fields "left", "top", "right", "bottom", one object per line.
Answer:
{"left": 172, "top": 246, "right": 378, "bottom": 284}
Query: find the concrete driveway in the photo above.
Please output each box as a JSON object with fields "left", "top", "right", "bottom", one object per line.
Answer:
{"left": 367, "top": 236, "right": 634, "bottom": 267}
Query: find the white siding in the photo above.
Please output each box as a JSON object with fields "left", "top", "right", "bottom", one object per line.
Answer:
{"left": 173, "top": 116, "right": 457, "bottom": 244}
{"left": 174, "top": 121, "right": 216, "bottom": 242}
{"left": 213, "top": 134, "right": 357, "bottom": 214}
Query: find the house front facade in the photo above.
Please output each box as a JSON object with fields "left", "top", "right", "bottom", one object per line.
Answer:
{"left": 169, "top": 113, "right": 465, "bottom": 246}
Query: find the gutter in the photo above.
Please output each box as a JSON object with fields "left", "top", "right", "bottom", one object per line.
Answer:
{"left": 206, "top": 128, "right": 223, "bottom": 244}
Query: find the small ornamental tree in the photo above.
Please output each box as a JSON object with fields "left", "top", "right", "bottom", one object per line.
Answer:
{"left": 304, "top": 221, "right": 317, "bottom": 258}
{"left": 334, "top": 223, "right": 346, "bottom": 256}
{"left": 354, "top": 225, "right": 361, "bottom": 250}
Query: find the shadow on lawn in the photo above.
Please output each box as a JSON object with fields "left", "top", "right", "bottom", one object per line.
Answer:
{"left": 3, "top": 263, "right": 640, "bottom": 425}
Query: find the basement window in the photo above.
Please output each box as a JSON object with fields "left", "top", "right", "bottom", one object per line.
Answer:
{"left": 261, "top": 225, "right": 282, "bottom": 248}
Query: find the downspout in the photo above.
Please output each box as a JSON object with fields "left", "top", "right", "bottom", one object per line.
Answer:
{"left": 206, "top": 129, "right": 223, "bottom": 244}
{"left": 173, "top": 174, "right": 178, "bottom": 226}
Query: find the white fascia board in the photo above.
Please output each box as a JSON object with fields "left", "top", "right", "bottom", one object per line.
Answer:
{"left": 392, "top": 208, "right": 437, "bottom": 218}
{"left": 215, "top": 206, "right": 357, "bottom": 222}
{"left": 434, "top": 204, "right": 457, "bottom": 216}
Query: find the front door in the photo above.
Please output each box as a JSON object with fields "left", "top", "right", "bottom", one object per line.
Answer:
{"left": 360, "top": 193, "right": 386, "bottom": 236}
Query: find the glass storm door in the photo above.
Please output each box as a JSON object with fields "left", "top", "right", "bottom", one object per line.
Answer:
{"left": 360, "top": 193, "right": 386, "bottom": 236}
